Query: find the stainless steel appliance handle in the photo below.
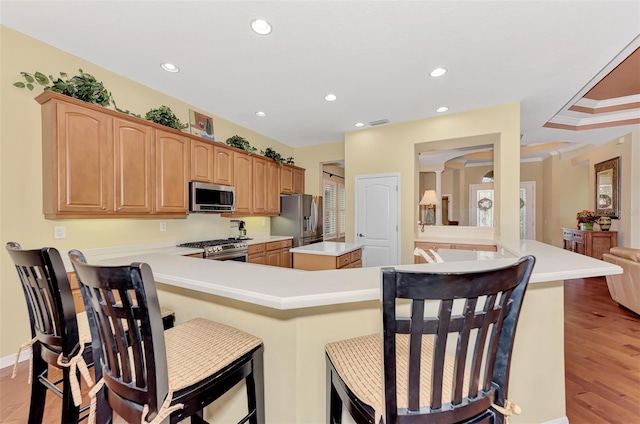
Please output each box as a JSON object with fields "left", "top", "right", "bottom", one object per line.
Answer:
{"left": 207, "top": 251, "right": 248, "bottom": 261}
{"left": 311, "top": 197, "right": 318, "bottom": 232}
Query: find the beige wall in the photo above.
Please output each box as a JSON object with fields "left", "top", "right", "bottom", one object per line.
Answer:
{"left": 345, "top": 103, "right": 522, "bottom": 263}
{"left": 0, "top": 26, "right": 292, "bottom": 356}
{"left": 541, "top": 154, "right": 589, "bottom": 246}
{"left": 293, "top": 142, "right": 345, "bottom": 195}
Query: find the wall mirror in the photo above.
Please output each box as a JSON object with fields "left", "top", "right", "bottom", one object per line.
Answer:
{"left": 594, "top": 157, "right": 620, "bottom": 219}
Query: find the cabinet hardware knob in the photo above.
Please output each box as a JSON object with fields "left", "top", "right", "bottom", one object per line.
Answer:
{"left": 101, "top": 206, "right": 107, "bottom": 210}
{"left": 117, "top": 206, "right": 123, "bottom": 211}
{"left": 358, "top": 233, "right": 365, "bottom": 237}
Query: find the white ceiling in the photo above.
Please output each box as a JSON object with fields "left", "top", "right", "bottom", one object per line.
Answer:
{"left": 1, "top": 1, "right": 639, "bottom": 150}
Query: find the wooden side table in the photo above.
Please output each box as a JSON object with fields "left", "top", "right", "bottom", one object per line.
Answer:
{"left": 561, "top": 227, "right": 618, "bottom": 260}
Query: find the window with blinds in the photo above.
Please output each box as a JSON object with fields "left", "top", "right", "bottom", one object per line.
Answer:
{"left": 324, "top": 180, "right": 337, "bottom": 239}
{"left": 324, "top": 179, "right": 345, "bottom": 240}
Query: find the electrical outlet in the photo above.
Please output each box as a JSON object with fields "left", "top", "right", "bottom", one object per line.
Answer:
{"left": 160, "top": 222, "right": 167, "bottom": 232}
{"left": 54, "top": 226, "right": 66, "bottom": 239}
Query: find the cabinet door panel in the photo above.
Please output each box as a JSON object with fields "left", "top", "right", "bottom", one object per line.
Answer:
{"left": 114, "top": 118, "right": 152, "bottom": 213}
{"left": 252, "top": 157, "right": 268, "bottom": 214}
{"left": 266, "top": 250, "right": 281, "bottom": 267}
{"left": 281, "top": 165, "right": 293, "bottom": 194}
{"left": 280, "top": 249, "right": 292, "bottom": 268}
{"left": 57, "top": 102, "right": 111, "bottom": 212}
{"left": 267, "top": 161, "right": 280, "bottom": 214}
{"left": 233, "top": 153, "right": 252, "bottom": 214}
{"left": 213, "top": 146, "right": 234, "bottom": 186}
{"left": 190, "top": 139, "right": 214, "bottom": 183}
{"left": 293, "top": 167, "right": 305, "bottom": 194}
{"left": 155, "top": 130, "right": 189, "bottom": 213}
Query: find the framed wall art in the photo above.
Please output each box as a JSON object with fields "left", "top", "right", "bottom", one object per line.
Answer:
{"left": 189, "top": 109, "right": 215, "bottom": 141}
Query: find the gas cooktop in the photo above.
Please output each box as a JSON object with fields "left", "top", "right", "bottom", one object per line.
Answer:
{"left": 178, "top": 238, "right": 250, "bottom": 259}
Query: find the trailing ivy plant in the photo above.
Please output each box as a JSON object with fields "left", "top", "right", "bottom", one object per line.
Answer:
{"left": 260, "top": 147, "right": 284, "bottom": 167}
{"left": 226, "top": 135, "right": 257, "bottom": 155}
{"left": 14, "top": 69, "right": 113, "bottom": 106}
{"left": 145, "top": 106, "right": 188, "bottom": 130}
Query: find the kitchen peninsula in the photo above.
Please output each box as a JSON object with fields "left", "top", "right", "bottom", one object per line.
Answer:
{"left": 90, "top": 239, "right": 621, "bottom": 424}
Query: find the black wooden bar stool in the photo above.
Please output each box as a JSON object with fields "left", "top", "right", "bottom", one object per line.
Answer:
{"left": 69, "top": 249, "right": 265, "bottom": 424}
{"left": 6, "top": 242, "right": 109, "bottom": 424}
{"left": 326, "top": 256, "right": 535, "bottom": 424}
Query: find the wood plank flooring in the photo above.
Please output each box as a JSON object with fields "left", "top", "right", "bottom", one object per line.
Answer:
{"left": 0, "top": 277, "right": 638, "bottom": 423}
{"left": 564, "top": 277, "right": 640, "bottom": 423}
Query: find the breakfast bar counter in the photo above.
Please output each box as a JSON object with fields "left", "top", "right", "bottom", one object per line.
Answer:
{"left": 97, "top": 240, "right": 620, "bottom": 424}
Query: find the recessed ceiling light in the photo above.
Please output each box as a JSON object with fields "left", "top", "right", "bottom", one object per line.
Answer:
{"left": 251, "top": 19, "right": 272, "bottom": 35}
{"left": 430, "top": 67, "right": 447, "bottom": 77}
{"left": 355, "top": 122, "right": 365, "bottom": 127}
{"left": 436, "top": 106, "right": 449, "bottom": 113}
{"left": 256, "top": 111, "right": 267, "bottom": 117}
{"left": 324, "top": 94, "right": 337, "bottom": 102}
{"left": 160, "top": 63, "right": 180, "bottom": 73}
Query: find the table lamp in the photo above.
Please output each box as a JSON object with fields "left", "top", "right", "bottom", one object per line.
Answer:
{"left": 419, "top": 190, "right": 439, "bottom": 231}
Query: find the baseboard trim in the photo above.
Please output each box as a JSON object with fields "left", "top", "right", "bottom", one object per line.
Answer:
{"left": 542, "top": 417, "right": 569, "bottom": 424}
{"left": 0, "top": 349, "right": 30, "bottom": 370}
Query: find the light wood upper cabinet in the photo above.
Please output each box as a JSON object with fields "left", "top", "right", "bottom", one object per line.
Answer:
{"left": 293, "top": 166, "right": 305, "bottom": 194}
{"left": 266, "top": 161, "right": 280, "bottom": 214}
{"left": 233, "top": 152, "right": 252, "bottom": 214}
{"left": 190, "top": 139, "right": 214, "bottom": 183}
{"left": 114, "top": 117, "right": 152, "bottom": 213}
{"left": 44, "top": 100, "right": 112, "bottom": 216}
{"left": 154, "top": 129, "right": 189, "bottom": 213}
{"left": 281, "top": 165, "right": 293, "bottom": 194}
{"left": 213, "top": 145, "right": 234, "bottom": 186}
{"left": 252, "top": 156, "right": 268, "bottom": 214}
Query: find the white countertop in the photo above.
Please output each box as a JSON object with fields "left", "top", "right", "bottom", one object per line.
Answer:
{"left": 290, "top": 242, "right": 361, "bottom": 256}
{"left": 414, "top": 237, "right": 496, "bottom": 246}
{"left": 96, "top": 240, "right": 622, "bottom": 310}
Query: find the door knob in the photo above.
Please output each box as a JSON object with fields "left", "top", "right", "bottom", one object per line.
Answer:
{"left": 358, "top": 233, "right": 365, "bottom": 237}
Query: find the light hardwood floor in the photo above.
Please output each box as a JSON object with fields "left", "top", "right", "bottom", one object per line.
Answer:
{"left": 0, "top": 277, "right": 638, "bottom": 423}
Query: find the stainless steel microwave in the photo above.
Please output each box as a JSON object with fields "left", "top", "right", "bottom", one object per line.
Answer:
{"left": 189, "top": 182, "right": 236, "bottom": 212}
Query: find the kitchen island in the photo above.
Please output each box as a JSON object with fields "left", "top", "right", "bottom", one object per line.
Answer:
{"left": 290, "top": 241, "right": 362, "bottom": 270}
{"left": 97, "top": 240, "right": 621, "bottom": 424}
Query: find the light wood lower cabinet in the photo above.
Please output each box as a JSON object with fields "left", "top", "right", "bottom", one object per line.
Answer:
{"left": 414, "top": 242, "right": 497, "bottom": 263}
{"left": 293, "top": 248, "right": 363, "bottom": 270}
{"left": 249, "top": 240, "right": 293, "bottom": 268}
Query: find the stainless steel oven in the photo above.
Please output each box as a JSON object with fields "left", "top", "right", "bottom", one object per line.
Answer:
{"left": 178, "top": 239, "right": 248, "bottom": 262}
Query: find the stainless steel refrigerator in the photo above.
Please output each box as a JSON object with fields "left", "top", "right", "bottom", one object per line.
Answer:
{"left": 271, "top": 194, "right": 323, "bottom": 247}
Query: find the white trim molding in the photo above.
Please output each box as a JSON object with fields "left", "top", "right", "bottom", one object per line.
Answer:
{"left": 0, "top": 348, "right": 30, "bottom": 370}
{"left": 542, "top": 416, "right": 569, "bottom": 424}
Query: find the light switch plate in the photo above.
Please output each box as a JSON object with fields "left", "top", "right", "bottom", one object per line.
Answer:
{"left": 160, "top": 222, "right": 167, "bottom": 232}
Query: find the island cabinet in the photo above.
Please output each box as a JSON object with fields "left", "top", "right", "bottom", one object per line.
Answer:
{"left": 562, "top": 227, "right": 617, "bottom": 260}
{"left": 292, "top": 247, "right": 363, "bottom": 270}
{"left": 414, "top": 241, "right": 496, "bottom": 263}
{"left": 38, "top": 91, "right": 188, "bottom": 219}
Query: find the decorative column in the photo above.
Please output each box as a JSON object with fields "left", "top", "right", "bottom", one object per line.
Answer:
{"left": 435, "top": 169, "right": 443, "bottom": 225}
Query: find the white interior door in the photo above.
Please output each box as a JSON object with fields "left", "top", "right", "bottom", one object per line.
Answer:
{"left": 355, "top": 174, "right": 400, "bottom": 266}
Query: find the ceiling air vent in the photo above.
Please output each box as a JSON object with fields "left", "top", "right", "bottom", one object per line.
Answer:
{"left": 369, "top": 119, "right": 390, "bottom": 126}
